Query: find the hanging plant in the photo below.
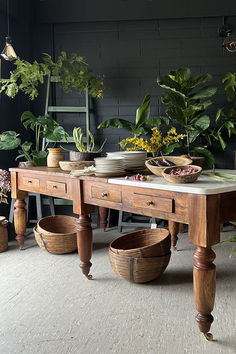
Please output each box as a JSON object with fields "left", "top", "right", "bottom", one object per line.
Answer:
{"left": 0, "top": 51, "right": 104, "bottom": 100}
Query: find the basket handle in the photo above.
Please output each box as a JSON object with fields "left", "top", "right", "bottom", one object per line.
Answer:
{"left": 36, "top": 228, "right": 47, "bottom": 251}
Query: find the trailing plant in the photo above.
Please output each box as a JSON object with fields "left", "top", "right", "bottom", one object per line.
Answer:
{"left": 0, "top": 111, "right": 68, "bottom": 166}
{"left": 0, "top": 51, "right": 104, "bottom": 100}
{"left": 98, "top": 94, "right": 169, "bottom": 138}
{"left": 157, "top": 67, "right": 217, "bottom": 168}
{"left": 72, "top": 127, "right": 107, "bottom": 153}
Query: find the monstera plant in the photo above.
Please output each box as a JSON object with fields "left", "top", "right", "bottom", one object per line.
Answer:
{"left": 0, "top": 111, "right": 68, "bottom": 166}
{"left": 157, "top": 67, "right": 217, "bottom": 168}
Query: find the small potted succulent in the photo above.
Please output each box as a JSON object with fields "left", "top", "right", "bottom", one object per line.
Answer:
{"left": 67, "top": 127, "right": 107, "bottom": 161}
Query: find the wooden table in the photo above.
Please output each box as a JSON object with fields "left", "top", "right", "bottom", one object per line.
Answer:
{"left": 10, "top": 166, "right": 236, "bottom": 340}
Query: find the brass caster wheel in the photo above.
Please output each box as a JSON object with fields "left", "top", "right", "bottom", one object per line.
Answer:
{"left": 173, "top": 246, "right": 177, "bottom": 251}
{"left": 204, "top": 332, "right": 213, "bottom": 341}
{"left": 86, "top": 274, "right": 93, "bottom": 280}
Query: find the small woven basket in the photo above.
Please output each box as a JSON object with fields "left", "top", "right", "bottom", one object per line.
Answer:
{"left": 162, "top": 165, "right": 202, "bottom": 184}
{"left": 145, "top": 156, "right": 192, "bottom": 176}
{"left": 109, "top": 228, "right": 171, "bottom": 283}
{"left": 34, "top": 215, "right": 77, "bottom": 254}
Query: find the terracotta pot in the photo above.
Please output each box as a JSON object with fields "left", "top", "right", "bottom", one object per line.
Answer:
{"left": 69, "top": 151, "right": 101, "bottom": 161}
{"left": 47, "top": 148, "right": 64, "bottom": 167}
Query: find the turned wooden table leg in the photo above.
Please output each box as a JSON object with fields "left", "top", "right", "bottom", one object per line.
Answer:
{"left": 193, "top": 246, "right": 216, "bottom": 341}
{"left": 168, "top": 220, "right": 179, "bottom": 250}
{"left": 14, "top": 198, "right": 27, "bottom": 250}
{"left": 99, "top": 207, "right": 108, "bottom": 230}
{"left": 76, "top": 214, "right": 93, "bottom": 279}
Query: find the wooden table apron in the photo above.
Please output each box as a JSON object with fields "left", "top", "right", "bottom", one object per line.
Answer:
{"left": 10, "top": 166, "right": 236, "bottom": 339}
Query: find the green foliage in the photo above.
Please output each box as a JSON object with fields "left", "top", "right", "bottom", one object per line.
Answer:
{"left": 157, "top": 67, "right": 217, "bottom": 167}
{"left": 72, "top": 127, "right": 107, "bottom": 153}
{"left": 222, "top": 72, "right": 236, "bottom": 102}
{"left": 0, "top": 51, "right": 104, "bottom": 100}
{"left": 0, "top": 111, "right": 68, "bottom": 166}
{"left": 98, "top": 94, "right": 169, "bottom": 137}
{"left": 0, "top": 131, "right": 21, "bottom": 150}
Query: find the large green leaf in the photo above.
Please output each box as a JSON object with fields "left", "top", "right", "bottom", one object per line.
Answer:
{"left": 135, "top": 94, "right": 151, "bottom": 127}
{"left": 146, "top": 116, "right": 170, "bottom": 127}
{"left": 187, "top": 74, "right": 212, "bottom": 89}
{"left": 217, "top": 132, "right": 227, "bottom": 150}
{"left": 157, "top": 76, "right": 186, "bottom": 98}
{"left": 98, "top": 118, "right": 133, "bottom": 130}
{"left": 130, "top": 127, "right": 148, "bottom": 136}
{"left": 168, "top": 68, "right": 191, "bottom": 84}
{"left": 190, "top": 146, "right": 215, "bottom": 169}
{"left": 162, "top": 142, "right": 182, "bottom": 155}
{"left": 215, "top": 108, "right": 223, "bottom": 123}
{"left": 44, "top": 126, "right": 67, "bottom": 142}
{"left": 161, "top": 92, "right": 185, "bottom": 109}
{"left": 166, "top": 106, "right": 185, "bottom": 126}
{"left": 188, "top": 128, "right": 200, "bottom": 143}
{"left": 190, "top": 115, "right": 210, "bottom": 131}
{"left": 190, "top": 86, "right": 217, "bottom": 100}
{"left": 0, "top": 131, "right": 21, "bottom": 150}
{"left": 222, "top": 72, "right": 236, "bottom": 102}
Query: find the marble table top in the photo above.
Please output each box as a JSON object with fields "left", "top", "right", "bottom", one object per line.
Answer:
{"left": 108, "top": 169, "right": 236, "bottom": 195}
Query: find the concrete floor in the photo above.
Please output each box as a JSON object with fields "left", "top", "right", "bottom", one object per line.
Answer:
{"left": 0, "top": 225, "right": 236, "bottom": 354}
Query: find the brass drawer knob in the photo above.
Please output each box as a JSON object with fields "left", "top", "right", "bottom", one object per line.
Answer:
{"left": 27, "top": 180, "right": 32, "bottom": 184}
{"left": 146, "top": 201, "right": 154, "bottom": 206}
{"left": 101, "top": 192, "right": 108, "bottom": 197}
{"left": 52, "top": 185, "right": 57, "bottom": 189}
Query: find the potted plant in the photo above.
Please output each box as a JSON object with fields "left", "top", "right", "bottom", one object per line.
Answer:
{"left": 98, "top": 94, "right": 169, "bottom": 138}
{"left": 66, "top": 127, "right": 107, "bottom": 161}
{"left": 0, "top": 51, "right": 104, "bottom": 99}
{"left": 156, "top": 67, "right": 217, "bottom": 168}
{"left": 0, "top": 111, "right": 68, "bottom": 166}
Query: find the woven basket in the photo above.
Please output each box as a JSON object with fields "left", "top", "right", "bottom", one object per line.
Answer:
{"left": 34, "top": 215, "right": 77, "bottom": 254}
{"left": 109, "top": 228, "right": 171, "bottom": 283}
{"left": 162, "top": 165, "right": 202, "bottom": 184}
{"left": 145, "top": 156, "right": 192, "bottom": 176}
{"left": 110, "top": 228, "right": 170, "bottom": 258}
{"left": 109, "top": 250, "right": 171, "bottom": 283}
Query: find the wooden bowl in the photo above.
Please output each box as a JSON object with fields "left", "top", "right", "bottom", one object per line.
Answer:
{"left": 162, "top": 165, "right": 202, "bottom": 184}
{"left": 145, "top": 156, "right": 192, "bottom": 176}
{"left": 59, "top": 160, "right": 94, "bottom": 171}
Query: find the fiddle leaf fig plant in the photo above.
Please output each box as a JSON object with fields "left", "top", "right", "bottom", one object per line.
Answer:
{"left": 157, "top": 67, "right": 217, "bottom": 168}
{"left": 98, "top": 94, "right": 169, "bottom": 137}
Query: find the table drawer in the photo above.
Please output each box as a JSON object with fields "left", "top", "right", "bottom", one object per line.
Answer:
{"left": 131, "top": 193, "right": 173, "bottom": 213}
{"left": 22, "top": 176, "right": 40, "bottom": 189}
{"left": 91, "top": 186, "right": 122, "bottom": 203}
{"left": 46, "top": 180, "right": 67, "bottom": 194}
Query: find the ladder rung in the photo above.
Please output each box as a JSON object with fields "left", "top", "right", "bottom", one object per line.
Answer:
{"left": 50, "top": 76, "right": 61, "bottom": 83}
{"left": 48, "top": 106, "right": 87, "bottom": 113}
{"left": 47, "top": 136, "right": 88, "bottom": 143}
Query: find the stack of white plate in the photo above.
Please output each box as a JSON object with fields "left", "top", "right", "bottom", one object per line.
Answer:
{"left": 106, "top": 151, "right": 147, "bottom": 171}
{"left": 94, "top": 157, "right": 126, "bottom": 177}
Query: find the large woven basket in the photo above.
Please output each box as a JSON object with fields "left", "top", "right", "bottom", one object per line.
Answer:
{"left": 34, "top": 215, "right": 77, "bottom": 254}
{"left": 109, "top": 228, "right": 171, "bottom": 283}
{"left": 109, "top": 250, "right": 171, "bottom": 283}
{"left": 110, "top": 228, "right": 170, "bottom": 258}
{"left": 145, "top": 156, "right": 192, "bottom": 176}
